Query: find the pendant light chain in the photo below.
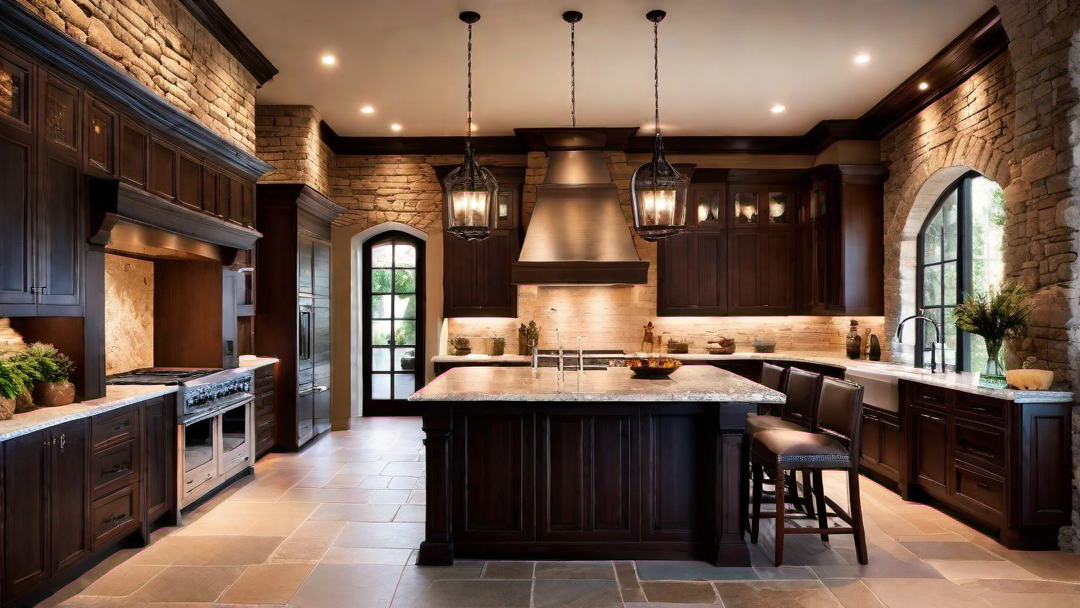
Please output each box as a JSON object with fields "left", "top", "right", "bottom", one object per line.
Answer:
{"left": 570, "top": 19, "right": 576, "bottom": 128}
{"left": 466, "top": 21, "right": 473, "bottom": 142}
{"left": 653, "top": 19, "right": 659, "bottom": 134}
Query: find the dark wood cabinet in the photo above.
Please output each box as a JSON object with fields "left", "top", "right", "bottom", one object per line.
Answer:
{"left": 860, "top": 406, "right": 903, "bottom": 486}
{"left": 253, "top": 365, "right": 276, "bottom": 458}
{"left": 440, "top": 167, "right": 523, "bottom": 318}
{"left": 658, "top": 185, "right": 727, "bottom": 316}
{"left": 901, "top": 380, "right": 1071, "bottom": 549}
{"left": 255, "top": 184, "right": 343, "bottom": 451}
{"left": 3, "top": 420, "right": 90, "bottom": 601}
{"left": 142, "top": 395, "right": 176, "bottom": 527}
{"left": 84, "top": 96, "right": 115, "bottom": 177}
{"left": 728, "top": 183, "right": 796, "bottom": 314}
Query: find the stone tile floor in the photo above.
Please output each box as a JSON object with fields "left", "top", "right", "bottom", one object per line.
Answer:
{"left": 41, "top": 417, "right": 1080, "bottom": 608}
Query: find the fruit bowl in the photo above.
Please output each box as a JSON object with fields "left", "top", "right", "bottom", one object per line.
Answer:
{"left": 1005, "top": 369, "right": 1054, "bottom": 390}
{"left": 626, "top": 357, "right": 682, "bottom": 378}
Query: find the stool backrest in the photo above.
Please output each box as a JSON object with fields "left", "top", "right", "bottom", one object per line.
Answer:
{"left": 814, "top": 377, "right": 865, "bottom": 452}
{"left": 759, "top": 363, "right": 787, "bottom": 392}
{"left": 781, "top": 367, "right": 822, "bottom": 427}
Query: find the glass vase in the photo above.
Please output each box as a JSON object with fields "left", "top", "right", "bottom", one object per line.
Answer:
{"left": 979, "top": 339, "right": 1008, "bottom": 389}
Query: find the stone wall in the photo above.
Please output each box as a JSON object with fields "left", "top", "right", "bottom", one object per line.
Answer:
{"left": 103, "top": 254, "right": 154, "bottom": 375}
{"left": 883, "top": 0, "right": 1080, "bottom": 552}
{"left": 255, "top": 105, "right": 333, "bottom": 195}
{"left": 16, "top": 0, "right": 258, "bottom": 152}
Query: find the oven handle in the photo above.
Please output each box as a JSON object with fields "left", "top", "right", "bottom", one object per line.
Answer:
{"left": 180, "top": 394, "right": 255, "bottom": 425}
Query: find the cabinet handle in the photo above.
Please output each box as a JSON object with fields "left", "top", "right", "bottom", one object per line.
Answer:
{"left": 60, "top": 433, "right": 66, "bottom": 453}
{"left": 975, "top": 482, "right": 990, "bottom": 490}
{"left": 112, "top": 421, "right": 129, "bottom": 432}
{"left": 102, "top": 513, "right": 126, "bottom": 525}
{"left": 105, "top": 461, "right": 131, "bottom": 474}
{"left": 40, "top": 285, "right": 47, "bottom": 295}
{"left": 965, "top": 404, "right": 994, "bottom": 413}
{"left": 962, "top": 446, "right": 996, "bottom": 460}
{"left": 922, "top": 413, "right": 946, "bottom": 423}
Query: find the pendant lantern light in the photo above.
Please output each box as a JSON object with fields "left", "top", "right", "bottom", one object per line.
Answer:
{"left": 630, "top": 10, "right": 689, "bottom": 241}
{"left": 443, "top": 11, "right": 498, "bottom": 241}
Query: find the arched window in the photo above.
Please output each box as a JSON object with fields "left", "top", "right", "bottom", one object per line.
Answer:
{"left": 916, "top": 172, "right": 1005, "bottom": 371}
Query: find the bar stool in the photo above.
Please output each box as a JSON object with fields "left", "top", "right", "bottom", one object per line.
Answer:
{"left": 750, "top": 377, "right": 868, "bottom": 566}
{"left": 743, "top": 367, "right": 823, "bottom": 519}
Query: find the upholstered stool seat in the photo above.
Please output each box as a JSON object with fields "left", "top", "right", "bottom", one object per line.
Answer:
{"left": 751, "top": 429, "right": 851, "bottom": 469}
{"left": 745, "top": 415, "right": 806, "bottom": 436}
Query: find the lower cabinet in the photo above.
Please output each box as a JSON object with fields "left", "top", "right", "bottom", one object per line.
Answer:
{"left": 254, "top": 365, "right": 276, "bottom": 458}
{"left": 859, "top": 405, "right": 903, "bottom": 485}
{"left": 3, "top": 420, "right": 90, "bottom": 601}
{"left": 1, "top": 394, "right": 178, "bottom": 605}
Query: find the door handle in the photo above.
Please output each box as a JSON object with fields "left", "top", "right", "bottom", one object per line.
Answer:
{"left": 314, "top": 386, "right": 328, "bottom": 393}
{"left": 60, "top": 433, "right": 66, "bottom": 453}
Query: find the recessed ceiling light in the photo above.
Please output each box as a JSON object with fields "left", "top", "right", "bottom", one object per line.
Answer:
{"left": 771, "top": 104, "right": 786, "bottom": 114}
{"left": 918, "top": 82, "right": 929, "bottom": 91}
{"left": 360, "top": 106, "right": 375, "bottom": 114}
{"left": 854, "top": 53, "right": 870, "bottom": 64}
{"left": 390, "top": 124, "right": 403, "bottom": 132}
{"left": 321, "top": 55, "right": 336, "bottom": 65}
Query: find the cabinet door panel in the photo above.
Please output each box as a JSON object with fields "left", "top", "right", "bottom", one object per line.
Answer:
{"left": 454, "top": 413, "right": 531, "bottom": 541}
{"left": 914, "top": 409, "right": 949, "bottom": 495}
{"left": 119, "top": 120, "right": 147, "bottom": 188}
{"left": 297, "top": 390, "right": 314, "bottom": 444}
{"left": 729, "top": 232, "right": 760, "bottom": 312}
{"left": 86, "top": 100, "right": 115, "bottom": 175}
{"left": 43, "top": 76, "right": 79, "bottom": 154}
{"left": 695, "top": 232, "right": 725, "bottom": 310}
{"left": 4, "top": 431, "right": 50, "bottom": 599}
{"left": 642, "top": 409, "right": 711, "bottom": 541}
{"left": 761, "top": 232, "right": 793, "bottom": 310}
{"left": 298, "top": 237, "right": 314, "bottom": 295}
{"left": 51, "top": 420, "right": 90, "bottom": 573}
{"left": 149, "top": 139, "right": 177, "bottom": 201}
{"left": 177, "top": 154, "right": 202, "bottom": 209}
{"left": 658, "top": 232, "right": 692, "bottom": 310}
{"left": 860, "top": 413, "right": 881, "bottom": 467}
{"left": 879, "top": 415, "right": 903, "bottom": 477}
{"left": 0, "top": 133, "right": 33, "bottom": 304}
{"left": 144, "top": 396, "right": 175, "bottom": 523}
{"left": 38, "top": 155, "right": 82, "bottom": 306}
{"left": 313, "top": 241, "right": 331, "bottom": 298}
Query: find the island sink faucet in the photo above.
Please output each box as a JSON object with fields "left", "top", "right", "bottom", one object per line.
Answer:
{"left": 896, "top": 311, "right": 945, "bottom": 373}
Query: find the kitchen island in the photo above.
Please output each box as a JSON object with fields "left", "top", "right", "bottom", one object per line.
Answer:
{"left": 409, "top": 365, "right": 784, "bottom": 566}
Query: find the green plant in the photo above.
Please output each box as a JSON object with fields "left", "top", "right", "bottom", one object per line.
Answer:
{"left": 0, "top": 356, "right": 31, "bottom": 400}
{"left": 451, "top": 337, "right": 471, "bottom": 349}
{"left": 19, "top": 343, "right": 74, "bottom": 383}
{"left": 953, "top": 282, "right": 1033, "bottom": 344}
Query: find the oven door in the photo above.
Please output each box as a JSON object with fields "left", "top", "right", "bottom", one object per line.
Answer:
{"left": 218, "top": 398, "right": 254, "bottom": 478}
{"left": 181, "top": 416, "right": 218, "bottom": 507}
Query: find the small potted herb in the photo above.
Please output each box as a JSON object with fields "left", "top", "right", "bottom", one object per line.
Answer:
{"left": 22, "top": 343, "right": 76, "bottom": 407}
{"left": 450, "top": 337, "right": 472, "bottom": 356}
{"left": 953, "top": 282, "right": 1033, "bottom": 389}
{"left": 518, "top": 321, "right": 540, "bottom": 355}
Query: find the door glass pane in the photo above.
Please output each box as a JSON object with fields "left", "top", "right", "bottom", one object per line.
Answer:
{"left": 922, "top": 211, "right": 942, "bottom": 264}
{"left": 393, "top": 374, "right": 415, "bottom": 398}
{"left": 221, "top": 406, "right": 247, "bottom": 453}
{"left": 0, "top": 59, "right": 28, "bottom": 124}
{"left": 394, "top": 243, "right": 416, "bottom": 268}
{"left": 371, "top": 243, "right": 393, "bottom": 268}
{"left": 184, "top": 418, "right": 213, "bottom": 473}
{"left": 371, "top": 321, "right": 392, "bottom": 345}
{"left": 394, "top": 294, "right": 416, "bottom": 319}
{"left": 45, "top": 83, "right": 76, "bottom": 148}
{"left": 942, "top": 190, "right": 958, "bottom": 259}
{"left": 371, "top": 295, "right": 392, "bottom": 318}
{"left": 734, "top": 192, "right": 758, "bottom": 224}
{"left": 922, "top": 265, "right": 941, "bottom": 306}
{"left": 394, "top": 348, "right": 417, "bottom": 372}
{"left": 371, "top": 374, "right": 391, "bottom": 399}
{"left": 942, "top": 261, "right": 958, "bottom": 305}
{"left": 768, "top": 192, "right": 789, "bottom": 223}
{"left": 393, "top": 320, "right": 416, "bottom": 346}
{"left": 394, "top": 269, "right": 416, "bottom": 294}
{"left": 371, "top": 348, "right": 391, "bottom": 371}
{"left": 371, "top": 269, "right": 392, "bottom": 293}
{"left": 497, "top": 192, "right": 511, "bottom": 222}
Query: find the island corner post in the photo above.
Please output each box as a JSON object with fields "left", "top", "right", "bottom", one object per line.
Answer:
{"left": 413, "top": 366, "right": 779, "bottom": 566}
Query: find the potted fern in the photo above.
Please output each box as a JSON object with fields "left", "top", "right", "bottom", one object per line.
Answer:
{"left": 0, "top": 356, "right": 30, "bottom": 419}
{"left": 953, "top": 282, "right": 1033, "bottom": 389}
{"left": 23, "top": 343, "right": 75, "bottom": 406}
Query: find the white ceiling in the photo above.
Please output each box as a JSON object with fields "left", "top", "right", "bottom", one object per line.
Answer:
{"left": 217, "top": 0, "right": 994, "bottom": 137}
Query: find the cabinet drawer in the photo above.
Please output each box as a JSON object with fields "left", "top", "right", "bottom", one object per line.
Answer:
{"left": 908, "top": 383, "right": 951, "bottom": 411}
{"left": 955, "top": 393, "right": 1007, "bottom": 422}
{"left": 183, "top": 461, "right": 217, "bottom": 500}
{"left": 92, "top": 484, "right": 142, "bottom": 550}
{"left": 953, "top": 463, "right": 1005, "bottom": 521}
{"left": 255, "top": 395, "right": 275, "bottom": 418}
{"left": 92, "top": 406, "right": 141, "bottom": 450}
{"left": 254, "top": 367, "right": 274, "bottom": 389}
{"left": 256, "top": 418, "right": 275, "bottom": 444}
{"left": 91, "top": 438, "right": 141, "bottom": 498}
{"left": 954, "top": 419, "right": 1007, "bottom": 472}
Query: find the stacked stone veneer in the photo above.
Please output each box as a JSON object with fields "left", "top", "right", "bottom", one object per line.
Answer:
{"left": 16, "top": 0, "right": 258, "bottom": 152}
{"left": 883, "top": 0, "right": 1080, "bottom": 551}
{"left": 255, "top": 105, "right": 333, "bottom": 195}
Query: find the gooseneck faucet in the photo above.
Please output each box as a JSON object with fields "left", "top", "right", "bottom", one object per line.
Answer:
{"left": 896, "top": 312, "right": 944, "bottom": 373}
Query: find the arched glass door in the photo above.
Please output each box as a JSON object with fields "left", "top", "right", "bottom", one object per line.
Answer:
{"left": 362, "top": 232, "right": 424, "bottom": 415}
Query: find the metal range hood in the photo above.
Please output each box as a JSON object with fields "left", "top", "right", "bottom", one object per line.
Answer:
{"left": 511, "top": 128, "right": 648, "bottom": 285}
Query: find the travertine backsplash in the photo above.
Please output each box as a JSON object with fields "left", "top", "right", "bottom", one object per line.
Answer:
{"left": 448, "top": 285, "right": 885, "bottom": 357}
{"left": 104, "top": 254, "right": 154, "bottom": 375}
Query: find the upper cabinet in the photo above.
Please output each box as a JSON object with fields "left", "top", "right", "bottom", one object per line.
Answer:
{"left": 440, "top": 167, "right": 523, "bottom": 318}
{"left": 657, "top": 167, "right": 885, "bottom": 317}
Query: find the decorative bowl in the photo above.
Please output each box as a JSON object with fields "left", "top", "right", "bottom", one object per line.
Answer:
{"left": 707, "top": 339, "right": 736, "bottom": 355}
{"left": 1005, "top": 369, "right": 1054, "bottom": 390}
{"left": 752, "top": 335, "right": 777, "bottom": 353}
{"left": 626, "top": 358, "right": 682, "bottom": 378}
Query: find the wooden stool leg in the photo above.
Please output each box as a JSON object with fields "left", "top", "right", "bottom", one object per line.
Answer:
{"left": 848, "top": 468, "right": 868, "bottom": 565}
{"left": 786, "top": 470, "right": 799, "bottom": 512}
{"left": 774, "top": 465, "right": 786, "bottom": 567}
{"left": 813, "top": 470, "right": 828, "bottom": 542}
{"left": 751, "top": 463, "right": 764, "bottom": 544}
{"left": 802, "top": 470, "right": 816, "bottom": 518}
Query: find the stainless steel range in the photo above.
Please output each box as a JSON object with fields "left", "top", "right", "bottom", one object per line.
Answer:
{"left": 109, "top": 367, "right": 256, "bottom": 512}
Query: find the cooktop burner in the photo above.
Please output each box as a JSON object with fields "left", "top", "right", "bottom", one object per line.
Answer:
{"left": 106, "top": 368, "right": 224, "bottom": 386}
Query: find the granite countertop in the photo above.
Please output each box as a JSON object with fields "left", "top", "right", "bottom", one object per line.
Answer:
{"left": 410, "top": 365, "right": 786, "bottom": 403}
{"left": 239, "top": 355, "right": 279, "bottom": 369}
{"left": 0, "top": 384, "right": 177, "bottom": 442}
{"left": 431, "top": 351, "right": 1074, "bottom": 403}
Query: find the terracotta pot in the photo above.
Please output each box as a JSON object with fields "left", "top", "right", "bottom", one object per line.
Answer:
{"left": 33, "top": 381, "right": 75, "bottom": 407}
{"left": 0, "top": 396, "right": 13, "bottom": 420}
{"left": 14, "top": 390, "right": 34, "bottom": 413}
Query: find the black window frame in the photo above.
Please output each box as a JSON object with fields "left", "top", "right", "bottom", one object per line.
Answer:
{"left": 915, "top": 170, "right": 988, "bottom": 371}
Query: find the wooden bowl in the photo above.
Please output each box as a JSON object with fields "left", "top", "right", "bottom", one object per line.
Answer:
{"left": 626, "top": 358, "right": 682, "bottom": 378}
{"left": 1005, "top": 369, "right": 1054, "bottom": 390}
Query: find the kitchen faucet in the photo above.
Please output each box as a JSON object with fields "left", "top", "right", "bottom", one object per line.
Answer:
{"left": 896, "top": 311, "right": 945, "bottom": 373}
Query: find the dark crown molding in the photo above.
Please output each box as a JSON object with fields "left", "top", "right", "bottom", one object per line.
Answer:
{"left": 317, "top": 8, "right": 1007, "bottom": 156}
{"left": 176, "top": 0, "right": 278, "bottom": 86}
{"left": 858, "top": 7, "right": 1008, "bottom": 138}
{"left": 0, "top": 1, "right": 273, "bottom": 179}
